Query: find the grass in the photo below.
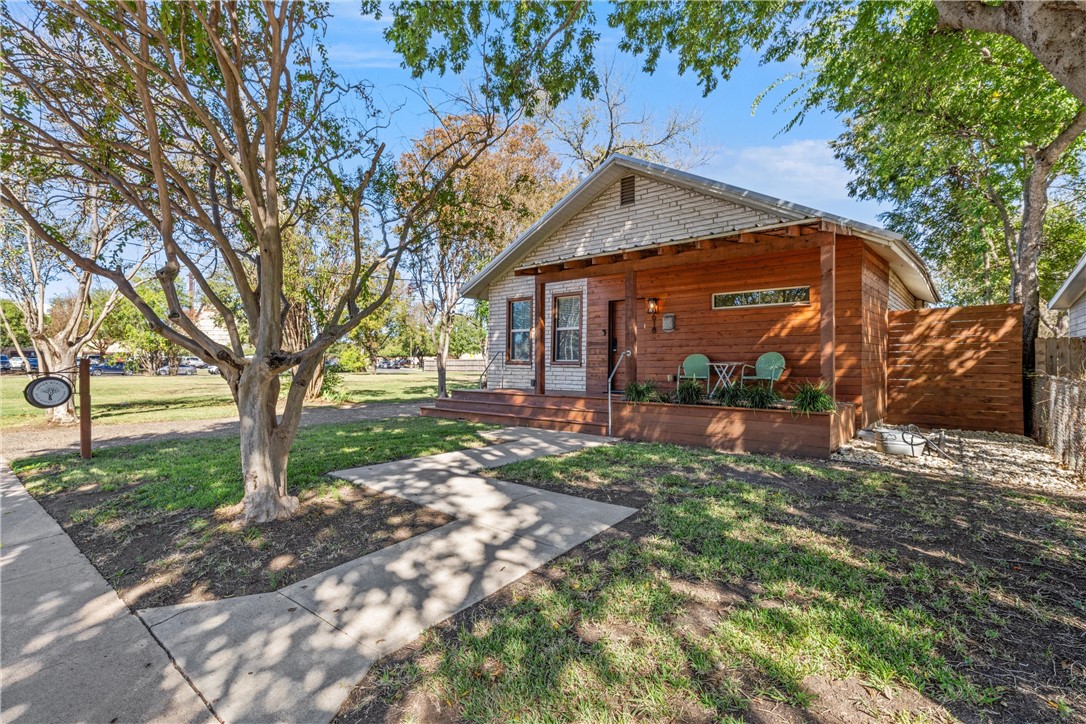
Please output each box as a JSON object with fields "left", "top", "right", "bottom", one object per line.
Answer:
{"left": 12, "top": 416, "right": 495, "bottom": 609}
{"left": 340, "top": 442, "right": 1086, "bottom": 723}
{"left": 0, "top": 369, "right": 476, "bottom": 429}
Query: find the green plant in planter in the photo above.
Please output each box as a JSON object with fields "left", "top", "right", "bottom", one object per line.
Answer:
{"left": 711, "top": 381, "right": 744, "bottom": 407}
{"left": 623, "top": 380, "right": 662, "bottom": 403}
{"left": 740, "top": 384, "right": 783, "bottom": 410}
{"left": 790, "top": 380, "right": 836, "bottom": 415}
{"left": 674, "top": 379, "right": 706, "bottom": 405}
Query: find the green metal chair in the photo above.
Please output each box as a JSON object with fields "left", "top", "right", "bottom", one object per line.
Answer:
{"left": 741, "top": 352, "right": 786, "bottom": 391}
{"left": 677, "top": 354, "right": 711, "bottom": 392}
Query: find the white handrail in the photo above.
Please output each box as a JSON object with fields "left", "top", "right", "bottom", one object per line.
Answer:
{"left": 607, "top": 349, "right": 632, "bottom": 436}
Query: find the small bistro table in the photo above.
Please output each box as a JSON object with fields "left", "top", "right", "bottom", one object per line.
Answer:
{"left": 708, "top": 361, "right": 744, "bottom": 395}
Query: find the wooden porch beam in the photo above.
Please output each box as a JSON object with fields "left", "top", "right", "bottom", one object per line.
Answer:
{"left": 819, "top": 234, "right": 836, "bottom": 399}
{"left": 535, "top": 279, "right": 546, "bottom": 394}
{"left": 625, "top": 271, "right": 638, "bottom": 383}
{"left": 622, "top": 249, "right": 648, "bottom": 261}
{"left": 562, "top": 259, "right": 590, "bottom": 270}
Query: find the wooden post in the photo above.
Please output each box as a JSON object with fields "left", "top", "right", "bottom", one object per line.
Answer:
{"left": 78, "top": 357, "right": 91, "bottom": 460}
{"left": 535, "top": 279, "right": 546, "bottom": 394}
{"left": 819, "top": 236, "right": 836, "bottom": 399}
{"left": 624, "top": 271, "right": 638, "bottom": 383}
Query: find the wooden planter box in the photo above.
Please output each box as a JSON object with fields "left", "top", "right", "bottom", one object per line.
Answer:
{"left": 612, "top": 401, "right": 856, "bottom": 458}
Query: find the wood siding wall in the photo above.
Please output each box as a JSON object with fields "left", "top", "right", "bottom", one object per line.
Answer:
{"left": 886, "top": 304, "right": 1023, "bottom": 433}
{"left": 860, "top": 246, "right": 890, "bottom": 428}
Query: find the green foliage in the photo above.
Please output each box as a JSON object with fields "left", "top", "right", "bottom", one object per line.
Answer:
{"left": 623, "top": 379, "right": 663, "bottom": 403}
{"left": 333, "top": 345, "right": 366, "bottom": 373}
{"left": 711, "top": 381, "right": 744, "bottom": 407}
{"left": 790, "top": 380, "right": 836, "bottom": 415}
{"left": 673, "top": 379, "right": 705, "bottom": 406}
{"left": 0, "top": 299, "right": 30, "bottom": 347}
{"left": 449, "top": 314, "right": 485, "bottom": 358}
{"left": 740, "top": 384, "right": 783, "bottom": 410}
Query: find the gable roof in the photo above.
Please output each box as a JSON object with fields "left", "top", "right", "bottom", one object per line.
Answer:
{"left": 462, "top": 154, "right": 939, "bottom": 303}
{"left": 1049, "top": 250, "right": 1086, "bottom": 310}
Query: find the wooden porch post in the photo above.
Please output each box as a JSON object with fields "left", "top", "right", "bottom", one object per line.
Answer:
{"left": 820, "top": 235, "right": 836, "bottom": 398}
{"left": 535, "top": 278, "right": 546, "bottom": 394}
{"left": 625, "top": 271, "right": 638, "bottom": 382}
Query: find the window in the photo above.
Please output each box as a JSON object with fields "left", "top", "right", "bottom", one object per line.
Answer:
{"left": 552, "top": 294, "right": 582, "bottom": 363}
{"left": 507, "top": 298, "right": 532, "bottom": 363}
{"left": 712, "top": 286, "right": 810, "bottom": 309}
{"left": 619, "top": 175, "right": 636, "bottom": 206}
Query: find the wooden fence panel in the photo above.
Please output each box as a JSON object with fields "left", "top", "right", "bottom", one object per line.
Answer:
{"left": 886, "top": 304, "right": 1023, "bottom": 434}
{"left": 1034, "top": 374, "right": 1086, "bottom": 482}
{"left": 1036, "top": 337, "right": 1086, "bottom": 378}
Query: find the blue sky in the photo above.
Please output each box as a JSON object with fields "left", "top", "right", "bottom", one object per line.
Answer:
{"left": 323, "top": 1, "right": 890, "bottom": 226}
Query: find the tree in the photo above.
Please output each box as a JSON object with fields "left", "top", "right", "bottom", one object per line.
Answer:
{"left": 0, "top": 181, "right": 149, "bottom": 422}
{"left": 3, "top": 2, "right": 592, "bottom": 522}
{"left": 543, "top": 56, "right": 709, "bottom": 173}
{"left": 399, "top": 120, "right": 564, "bottom": 397}
{"left": 0, "top": 300, "right": 30, "bottom": 348}
{"left": 933, "top": 1, "right": 1086, "bottom": 106}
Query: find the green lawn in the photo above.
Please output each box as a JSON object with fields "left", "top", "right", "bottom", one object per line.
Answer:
{"left": 12, "top": 416, "right": 495, "bottom": 609}
{"left": 340, "top": 443, "right": 1086, "bottom": 723}
{"left": 0, "top": 369, "right": 476, "bottom": 429}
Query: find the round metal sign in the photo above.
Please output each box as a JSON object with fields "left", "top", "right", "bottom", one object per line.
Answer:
{"left": 24, "top": 375, "right": 74, "bottom": 409}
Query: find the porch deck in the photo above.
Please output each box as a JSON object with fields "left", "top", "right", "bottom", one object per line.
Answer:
{"left": 422, "top": 389, "right": 855, "bottom": 459}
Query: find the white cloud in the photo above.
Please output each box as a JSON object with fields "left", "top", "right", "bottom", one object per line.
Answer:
{"left": 699, "top": 139, "right": 888, "bottom": 226}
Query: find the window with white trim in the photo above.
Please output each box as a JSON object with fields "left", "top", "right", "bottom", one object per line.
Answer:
{"left": 552, "top": 294, "right": 582, "bottom": 363}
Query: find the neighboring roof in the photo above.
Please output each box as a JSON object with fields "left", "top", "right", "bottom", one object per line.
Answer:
{"left": 1049, "top": 250, "right": 1086, "bottom": 310}
{"left": 462, "top": 154, "right": 940, "bottom": 303}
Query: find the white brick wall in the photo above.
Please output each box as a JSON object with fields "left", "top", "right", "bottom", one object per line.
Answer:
{"left": 888, "top": 269, "right": 917, "bottom": 311}
{"left": 488, "top": 274, "right": 535, "bottom": 389}
{"left": 520, "top": 174, "right": 778, "bottom": 267}
{"left": 1070, "top": 293, "right": 1086, "bottom": 337}
{"left": 486, "top": 274, "right": 589, "bottom": 391}
{"left": 543, "top": 278, "right": 587, "bottom": 392}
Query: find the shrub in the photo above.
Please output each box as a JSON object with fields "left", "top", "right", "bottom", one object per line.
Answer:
{"left": 674, "top": 379, "right": 705, "bottom": 405}
{"left": 334, "top": 346, "right": 366, "bottom": 373}
{"left": 711, "top": 381, "right": 744, "bottom": 407}
{"left": 623, "top": 379, "right": 662, "bottom": 403}
{"left": 790, "top": 380, "right": 836, "bottom": 415}
{"left": 740, "top": 384, "right": 783, "bottom": 410}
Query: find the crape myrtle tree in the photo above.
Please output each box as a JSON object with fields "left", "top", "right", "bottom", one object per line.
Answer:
{"left": 400, "top": 119, "right": 564, "bottom": 398}
{"left": 0, "top": 180, "right": 151, "bottom": 422}
{"left": 1, "top": 1, "right": 599, "bottom": 523}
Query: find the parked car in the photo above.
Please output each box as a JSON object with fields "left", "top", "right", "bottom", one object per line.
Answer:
{"left": 0, "top": 355, "right": 9, "bottom": 373}
{"left": 156, "top": 364, "right": 197, "bottom": 376}
{"left": 181, "top": 356, "right": 207, "bottom": 368}
{"left": 207, "top": 365, "right": 220, "bottom": 375}
{"left": 10, "top": 356, "right": 39, "bottom": 372}
{"left": 89, "top": 363, "right": 131, "bottom": 376}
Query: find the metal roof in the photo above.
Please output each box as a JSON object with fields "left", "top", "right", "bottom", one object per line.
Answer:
{"left": 1049, "top": 249, "right": 1086, "bottom": 310}
{"left": 462, "top": 154, "right": 939, "bottom": 303}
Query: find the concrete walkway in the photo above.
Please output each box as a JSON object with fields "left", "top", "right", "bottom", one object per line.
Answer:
{"left": 0, "top": 463, "right": 214, "bottom": 724}
{"left": 138, "top": 428, "right": 634, "bottom": 723}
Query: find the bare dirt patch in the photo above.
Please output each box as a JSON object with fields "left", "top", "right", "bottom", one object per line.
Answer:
{"left": 38, "top": 482, "right": 452, "bottom": 609}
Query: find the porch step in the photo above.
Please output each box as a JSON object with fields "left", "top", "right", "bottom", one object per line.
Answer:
{"left": 451, "top": 389, "right": 610, "bottom": 412}
{"left": 421, "top": 405, "right": 609, "bottom": 436}
{"left": 434, "top": 397, "right": 609, "bottom": 424}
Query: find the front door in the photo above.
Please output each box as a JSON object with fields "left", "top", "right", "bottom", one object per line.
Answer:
{"left": 608, "top": 300, "right": 627, "bottom": 391}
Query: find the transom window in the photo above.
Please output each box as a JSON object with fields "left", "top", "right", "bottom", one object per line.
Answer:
{"left": 712, "top": 286, "right": 810, "bottom": 309}
{"left": 552, "top": 294, "right": 582, "bottom": 363}
{"left": 507, "top": 298, "right": 532, "bottom": 363}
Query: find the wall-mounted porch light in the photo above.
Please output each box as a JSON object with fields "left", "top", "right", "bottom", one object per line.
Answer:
{"left": 646, "top": 297, "right": 659, "bottom": 333}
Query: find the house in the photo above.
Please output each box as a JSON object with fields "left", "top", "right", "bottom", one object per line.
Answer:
{"left": 423, "top": 155, "right": 941, "bottom": 456}
{"left": 1050, "top": 250, "right": 1086, "bottom": 337}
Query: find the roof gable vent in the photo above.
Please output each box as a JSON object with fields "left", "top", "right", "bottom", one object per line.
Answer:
{"left": 619, "top": 175, "right": 636, "bottom": 207}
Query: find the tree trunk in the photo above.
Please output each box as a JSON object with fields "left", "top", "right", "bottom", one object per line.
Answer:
{"left": 1018, "top": 165, "right": 1050, "bottom": 436}
{"left": 41, "top": 349, "right": 78, "bottom": 424}
{"left": 234, "top": 365, "right": 299, "bottom": 524}
{"left": 435, "top": 316, "right": 452, "bottom": 398}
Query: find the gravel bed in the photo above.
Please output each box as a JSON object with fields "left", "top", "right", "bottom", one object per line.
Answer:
{"left": 834, "top": 425, "right": 1082, "bottom": 492}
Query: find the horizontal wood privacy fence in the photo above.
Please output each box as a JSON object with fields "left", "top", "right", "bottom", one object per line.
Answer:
{"left": 886, "top": 304, "right": 1023, "bottom": 434}
{"left": 1036, "top": 337, "right": 1086, "bottom": 378}
{"left": 1033, "top": 374, "right": 1086, "bottom": 482}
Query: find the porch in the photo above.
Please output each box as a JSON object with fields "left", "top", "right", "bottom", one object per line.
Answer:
{"left": 421, "top": 388, "right": 856, "bottom": 459}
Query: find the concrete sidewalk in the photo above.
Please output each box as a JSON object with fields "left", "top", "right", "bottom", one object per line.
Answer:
{"left": 139, "top": 428, "right": 634, "bottom": 723}
{"left": 0, "top": 462, "right": 214, "bottom": 724}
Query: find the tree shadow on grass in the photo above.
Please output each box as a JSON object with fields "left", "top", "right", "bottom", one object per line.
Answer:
{"left": 339, "top": 443, "right": 1086, "bottom": 723}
